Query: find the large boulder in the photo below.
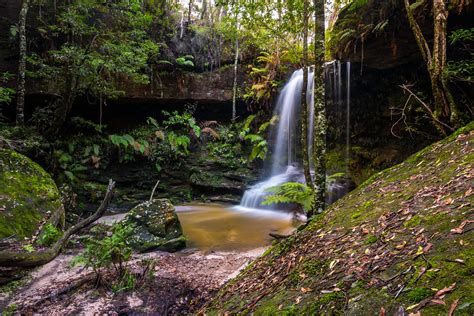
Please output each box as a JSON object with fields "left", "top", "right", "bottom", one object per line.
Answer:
{"left": 124, "top": 199, "right": 185, "bottom": 252}
{"left": 0, "top": 148, "right": 65, "bottom": 240}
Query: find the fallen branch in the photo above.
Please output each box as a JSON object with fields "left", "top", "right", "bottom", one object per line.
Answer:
{"left": 0, "top": 179, "right": 115, "bottom": 268}
{"left": 149, "top": 180, "right": 160, "bottom": 202}
{"left": 399, "top": 84, "right": 454, "bottom": 134}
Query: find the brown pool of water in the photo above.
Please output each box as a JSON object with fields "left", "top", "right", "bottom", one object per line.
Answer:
{"left": 175, "top": 204, "right": 299, "bottom": 252}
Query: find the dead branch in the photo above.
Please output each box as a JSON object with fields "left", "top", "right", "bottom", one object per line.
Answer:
{"left": 149, "top": 180, "right": 160, "bottom": 202}
{"left": 399, "top": 84, "right": 454, "bottom": 134}
{"left": 0, "top": 179, "right": 115, "bottom": 268}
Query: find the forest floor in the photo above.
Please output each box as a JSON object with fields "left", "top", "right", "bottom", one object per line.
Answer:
{"left": 204, "top": 124, "right": 474, "bottom": 315}
{"left": 0, "top": 245, "right": 264, "bottom": 314}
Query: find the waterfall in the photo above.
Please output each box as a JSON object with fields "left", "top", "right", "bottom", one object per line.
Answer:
{"left": 345, "top": 62, "right": 351, "bottom": 178}
{"left": 238, "top": 69, "right": 314, "bottom": 210}
{"left": 237, "top": 63, "right": 351, "bottom": 211}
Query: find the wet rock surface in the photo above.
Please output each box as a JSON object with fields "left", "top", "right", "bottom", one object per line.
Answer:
{"left": 124, "top": 199, "right": 186, "bottom": 252}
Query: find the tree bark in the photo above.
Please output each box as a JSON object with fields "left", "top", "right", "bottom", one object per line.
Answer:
{"left": 301, "top": 0, "right": 313, "bottom": 189}
{"left": 0, "top": 180, "right": 115, "bottom": 268}
{"left": 16, "top": 0, "right": 29, "bottom": 125}
{"left": 312, "top": 0, "right": 327, "bottom": 216}
{"left": 188, "top": 0, "right": 193, "bottom": 24}
{"left": 404, "top": 0, "right": 462, "bottom": 129}
{"left": 232, "top": 1, "right": 239, "bottom": 121}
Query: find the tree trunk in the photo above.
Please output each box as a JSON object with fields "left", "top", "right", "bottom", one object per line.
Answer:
{"left": 301, "top": 0, "right": 312, "bottom": 190}
{"left": 404, "top": 0, "right": 461, "bottom": 129}
{"left": 232, "top": 1, "right": 239, "bottom": 121}
{"left": 312, "top": 0, "right": 327, "bottom": 216}
{"left": 201, "top": 0, "right": 207, "bottom": 20}
{"left": 188, "top": 0, "right": 193, "bottom": 24}
{"left": 16, "top": 0, "right": 29, "bottom": 125}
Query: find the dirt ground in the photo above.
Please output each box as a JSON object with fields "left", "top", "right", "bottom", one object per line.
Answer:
{"left": 1, "top": 247, "right": 265, "bottom": 315}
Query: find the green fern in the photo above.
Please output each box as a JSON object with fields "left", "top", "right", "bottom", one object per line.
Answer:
{"left": 262, "top": 182, "right": 314, "bottom": 212}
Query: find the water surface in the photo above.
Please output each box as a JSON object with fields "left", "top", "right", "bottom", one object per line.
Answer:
{"left": 175, "top": 204, "right": 298, "bottom": 251}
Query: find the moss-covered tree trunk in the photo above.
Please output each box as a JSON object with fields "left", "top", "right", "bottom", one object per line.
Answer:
{"left": 232, "top": 0, "right": 239, "bottom": 121}
{"left": 311, "top": 0, "right": 327, "bottom": 216}
{"left": 404, "top": 0, "right": 462, "bottom": 130}
{"left": 16, "top": 0, "right": 29, "bottom": 125}
{"left": 301, "top": 0, "right": 313, "bottom": 189}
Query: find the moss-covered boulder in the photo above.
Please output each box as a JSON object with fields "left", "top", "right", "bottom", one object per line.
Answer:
{"left": 124, "top": 199, "right": 185, "bottom": 252}
{"left": 0, "top": 149, "right": 65, "bottom": 241}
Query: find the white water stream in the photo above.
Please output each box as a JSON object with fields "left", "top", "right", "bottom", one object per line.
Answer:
{"left": 237, "top": 63, "right": 351, "bottom": 211}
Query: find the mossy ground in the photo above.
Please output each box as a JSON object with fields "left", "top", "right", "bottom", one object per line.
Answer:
{"left": 203, "top": 123, "right": 474, "bottom": 315}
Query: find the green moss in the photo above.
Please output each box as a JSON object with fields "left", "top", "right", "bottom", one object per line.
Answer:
{"left": 318, "top": 291, "right": 345, "bottom": 305}
{"left": 365, "top": 234, "right": 377, "bottom": 245}
{"left": 404, "top": 215, "right": 422, "bottom": 228}
{"left": 302, "top": 259, "right": 326, "bottom": 276}
{"left": 203, "top": 125, "right": 474, "bottom": 315}
{"left": 0, "top": 149, "right": 64, "bottom": 240}
{"left": 351, "top": 211, "right": 362, "bottom": 219}
{"left": 405, "top": 287, "right": 435, "bottom": 303}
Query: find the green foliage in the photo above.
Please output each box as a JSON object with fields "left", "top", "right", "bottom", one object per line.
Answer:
{"left": 447, "top": 28, "right": 474, "bottom": 83}
{"left": 22, "top": 244, "right": 35, "bottom": 253}
{"left": 27, "top": 0, "right": 162, "bottom": 123}
{"left": 73, "top": 223, "right": 135, "bottom": 292}
{"left": 0, "top": 72, "right": 15, "bottom": 104}
{"left": 263, "top": 182, "right": 314, "bottom": 212}
{"left": 240, "top": 115, "right": 277, "bottom": 162}
{"left": 176, "top": 55, "right": 195, "bottom": 67}
{"left": 37, "top": 223, "right": 62, "bottom": 247}
{"left": 449, "top": 28, "right": 474, "bottom": 44}
{"left": 110, "top": 134, "right": 150, "bottom": 161}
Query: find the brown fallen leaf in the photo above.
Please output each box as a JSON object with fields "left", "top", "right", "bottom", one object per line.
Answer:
{"left": 448, "top": 298, "right": 460, "bottom": 316}
{"left": 300, "top": 287, "right": 312, "bottom": 293}
{"left": 451, "top": 220, "right": 474, "bottom": 234}
{"left": 396, "top": 241, "right": 407, "bottom": 249}
{"left": 444, "top": 197, "right": 454, "bottom": 205}
{"left": 435, "top": 283, "right": 456, "bottom": 297}
{"left": 430, "top": 299, "right": 446, "bottom": 306}
{"left": 423, "top": 243, "right": 433, "bottom": 254}
{"left": 379, "top": 307, "right": 385, "bottom": 316}
{"left": 465, "top": 187, "right": 473, "bottom": 197}
{"left": 408, "top": 312, "right": 421, "bottom": 316}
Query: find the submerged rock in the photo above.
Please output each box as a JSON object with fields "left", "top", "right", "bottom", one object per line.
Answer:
{"left": 124, "top": 199, "right": 185, "bottom": 252}
{"left": 0, "top": 148, "right": 65, "bottom": 241}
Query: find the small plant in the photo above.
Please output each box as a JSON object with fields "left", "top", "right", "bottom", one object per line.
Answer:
{"left": 22, "top": 244, "right": 35, "bottom": 253}
{"left": 37, "top": 223, "right": 62, "bottom": 247}
{"left": 73, "top": 223, "right": 135, "bottom": 292}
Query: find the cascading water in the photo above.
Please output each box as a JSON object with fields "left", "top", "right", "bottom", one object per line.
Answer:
{"left": 238, "top": 69, "right": 314, "bottom": 210}
{"left": 237, "top": 63, "right": 351, "bottom": 211}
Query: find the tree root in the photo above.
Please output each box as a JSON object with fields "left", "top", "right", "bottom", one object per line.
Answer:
{"left": 0, "top": 180, "right": 115, "bottom": 268}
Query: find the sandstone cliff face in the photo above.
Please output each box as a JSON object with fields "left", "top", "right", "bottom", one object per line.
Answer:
{"left": 0, "top": 0, "right": 246, "bottom": 111}
{"left": 332, "top": 2, "right": 473, "bottom": 70}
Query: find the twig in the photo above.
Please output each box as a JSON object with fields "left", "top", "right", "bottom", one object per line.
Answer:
{"left": 394, "top": 266, "right": 415, "bottom": 298}
{"left": 399, "top": 84, "right": 454, "bottom": 134}
{"left": 149, "top": 180, "right": 160, "bottom": 202}
{"left": 390, "top": 94, "right": 413, "bottom": 139}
